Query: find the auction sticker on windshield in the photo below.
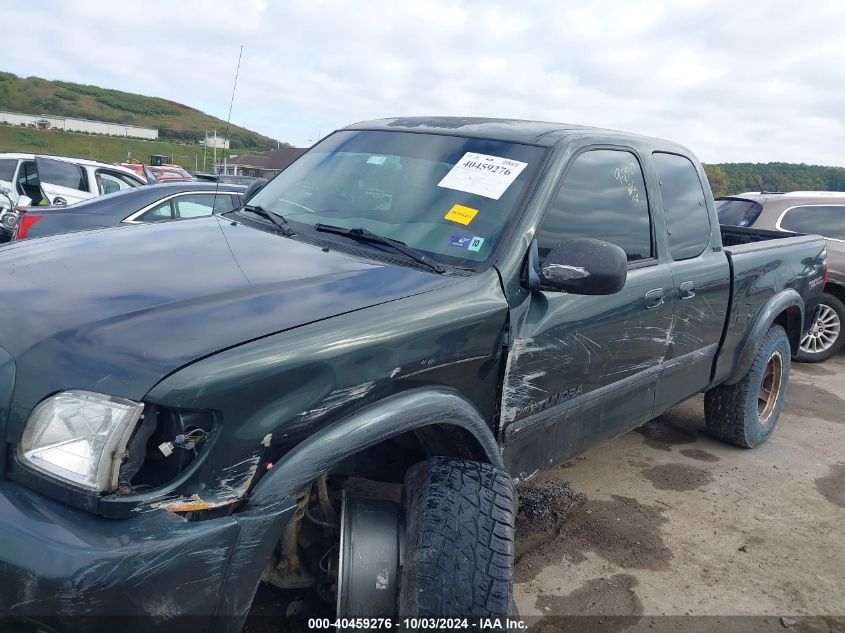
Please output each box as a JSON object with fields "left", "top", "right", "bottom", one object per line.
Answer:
{"left": 438, "top": 152, "right": 528, "bottom": 200}
{"left": 444, "top": 204, "right": 479, "bottom": 225}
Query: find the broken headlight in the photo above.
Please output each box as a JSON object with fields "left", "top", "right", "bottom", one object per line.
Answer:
{"left": 19, "top": 390, "right": 144, "bottom": 493}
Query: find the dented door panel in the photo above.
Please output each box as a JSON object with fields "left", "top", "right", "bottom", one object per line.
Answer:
{"left": 500, "top": 263, "right": 673, "bottom": 478}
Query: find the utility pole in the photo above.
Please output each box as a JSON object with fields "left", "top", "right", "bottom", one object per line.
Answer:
{"left": 203, "top": 128, "right": 208, "bottom": 172}
{"left": 213, "top": 130, "right": 217, "bottom": 173}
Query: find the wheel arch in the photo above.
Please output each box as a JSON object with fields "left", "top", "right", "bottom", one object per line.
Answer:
{"left": 824, "top": 281, "right": 845, "bottom": 305}
{"left": 247, "top": 387, "right": 502, "bottom": 509}
{"left": 725, "top": 289, "right": 803, "bottom": 385}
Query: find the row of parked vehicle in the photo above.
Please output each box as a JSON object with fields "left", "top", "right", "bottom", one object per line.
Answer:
{"left": 0, "top": 152, "right": 264, "bottom": 242}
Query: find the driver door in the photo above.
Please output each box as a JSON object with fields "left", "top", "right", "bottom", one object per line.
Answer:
{"left": 501, "top": 148, "right": 673, "bottom": 477}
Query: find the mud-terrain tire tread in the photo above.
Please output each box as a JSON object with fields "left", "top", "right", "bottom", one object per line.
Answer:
{"left": 704, "top": 324, "right": 790, "bottom": 448}
{"left": 796, "top": 292, "right": 845, "bottom": 363}
{"left": 399, "top": 456, "right": 515, "bottom": 619}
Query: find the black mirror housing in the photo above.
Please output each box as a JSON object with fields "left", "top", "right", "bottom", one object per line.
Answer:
{"left": 242, "top": 178, "right": 268, "bottom": 203}
{"left": 538, "top": 237, "right": 627, "bottom": 295}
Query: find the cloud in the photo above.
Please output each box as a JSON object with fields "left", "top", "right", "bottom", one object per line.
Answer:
{"left": 2, "top": 0, "right": 844, "bottom": 166}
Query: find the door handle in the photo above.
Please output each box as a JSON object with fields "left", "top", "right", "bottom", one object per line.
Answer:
{"left": 645, "top": 288, "right": 664, "bottom": 310}
{"left": 679, "top": 281, "right": 696, "bottom": 300}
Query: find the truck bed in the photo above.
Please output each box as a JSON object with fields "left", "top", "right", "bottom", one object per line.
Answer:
{"left": 721, "top": 224, "right": 808, "bottom": 249}
{"left": 712, "top": 225, "right": 827, "bottom": 385}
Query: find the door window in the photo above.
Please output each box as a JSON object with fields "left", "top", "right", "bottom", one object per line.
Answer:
{"left": 174, "top": 193, "right": 236, "bottom": 218}
{"left": 96, "top": 170, "right": 141, "bottom": 195}
{"left": 36, "top": 158, "right": 87, "bottom": 191}
{"left": 138, "top": 200, "right": 175, "bottom": 222}
{"left": 537, "top": 149, "right": 652, "bottom": 262}
{"left": 778, "top": 205, "right": 845, "bottom": 240}
{"left": 653, "top": 152, "right": 711, "bottom": 260}
{"left": 0, "top": 159, "right": 16, "bottom": 182}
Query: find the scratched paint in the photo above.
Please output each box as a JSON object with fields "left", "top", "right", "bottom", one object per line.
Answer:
{"left": 295, "top": 381, "right": 377, "bottom": 423}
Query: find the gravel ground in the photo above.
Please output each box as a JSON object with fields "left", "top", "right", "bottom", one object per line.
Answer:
{"left": 514, "top": 353, "right": 845, "bottom": 627}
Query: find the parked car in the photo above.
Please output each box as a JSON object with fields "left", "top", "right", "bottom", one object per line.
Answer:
{"left": 117, "top": 162, "right": 158, "bottom": 184}
{"left": 147, "top": 165, "right": 195, "bottom": 182}
{"left": 0, "top": 187, "right": 22, "bottom": 243}
{"left": 717, "top": 191, "right": 844, "bottom": 362}
{"left": 194, "top": 172, "right": 260, "bottom": 185}
{"left": 0, "top": 117, "right": 826, "bottom": 630}
{"left": 9, "top": 181, "right": 247, "bottom": 241}
{"left": 0, "top": 153, "right": 146, "bottom": 208}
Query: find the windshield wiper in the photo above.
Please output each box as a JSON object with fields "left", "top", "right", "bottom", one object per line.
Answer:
{"left": 315, "top": 224, "right": 445, "bottom": 274}
{"left": 241, "top": 204, "right": 294, "bottom": 237}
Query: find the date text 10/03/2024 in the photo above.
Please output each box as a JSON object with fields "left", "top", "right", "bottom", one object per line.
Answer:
{"left": 307, "top": 618, "right": 528, "bottom": 629}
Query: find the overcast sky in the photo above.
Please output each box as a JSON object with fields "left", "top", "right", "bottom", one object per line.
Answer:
{"left": 4, "top": 0, "right": 844, "bottom": 165}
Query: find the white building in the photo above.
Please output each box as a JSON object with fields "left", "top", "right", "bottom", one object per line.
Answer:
{"left": 0, "top": 110, "right": 158, "bottom": 140}
{"left": 202, "top": 135, "right": 230, "bottom": 149}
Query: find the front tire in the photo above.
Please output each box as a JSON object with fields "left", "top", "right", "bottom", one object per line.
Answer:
{"left": 704, "top": 324, "right": 791, "bottom": 448}
{"left": 797, "top": 292, "right": 845, "bottom": 363}
{"left": 399, "top": 457, "right": 515, "bottom": 619}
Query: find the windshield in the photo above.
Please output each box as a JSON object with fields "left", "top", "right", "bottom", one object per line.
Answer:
{"left": 248, "top": 130, "right": 546, "bottom": 268}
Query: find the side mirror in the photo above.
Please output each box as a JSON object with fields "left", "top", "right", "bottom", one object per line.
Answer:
{"left": 53, "top": 197, "right": 68, "bottom": 206}
{"left": 242, "top": 178, "right": 268, "bottom": 203}
{"left": 537, "top": 237, "right": 627, "bottom": 295}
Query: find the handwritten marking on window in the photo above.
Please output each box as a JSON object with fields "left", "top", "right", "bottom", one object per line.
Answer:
{"left": 614, "top": 162, "right": 641, "bottom": 205}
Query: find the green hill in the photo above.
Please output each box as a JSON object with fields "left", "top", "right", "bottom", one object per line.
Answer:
{"left": 0, "top": 125, "right": 246, "bottom": 172}
{"left": 0, "top": 71, "right": 281, "bottom": 150}
{"left": 704, "top": 162, "right": 845, "bottom": 197}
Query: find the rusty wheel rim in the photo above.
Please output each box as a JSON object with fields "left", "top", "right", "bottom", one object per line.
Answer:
{"left": 758, "top": 350, "right": 783, "bottom": 425}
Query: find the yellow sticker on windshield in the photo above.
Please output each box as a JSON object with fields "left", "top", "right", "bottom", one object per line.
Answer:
{"left": 444, "top": 204, "right": 478, "bottom": 225}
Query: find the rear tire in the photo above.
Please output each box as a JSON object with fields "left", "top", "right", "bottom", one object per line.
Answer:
{"left": 399, "top": 457, "right": 515, "bottom": 619}
{"left": 797, "top": 292, "right": 845, "bottom": 363}
{"left": 704, "top": 324, "right": 791, "bottom": 448}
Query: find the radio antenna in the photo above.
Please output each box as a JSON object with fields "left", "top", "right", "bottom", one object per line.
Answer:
{"left": 213, "top": 45, "right": 244, "bottom": 208}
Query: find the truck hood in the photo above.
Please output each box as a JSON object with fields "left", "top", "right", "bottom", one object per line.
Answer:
{"left": 0, "top": 217, "right": 456, "bottom": 412}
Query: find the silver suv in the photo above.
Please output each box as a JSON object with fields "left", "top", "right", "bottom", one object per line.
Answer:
{"left": 717, "top": 191, "right": 845, "bottom": 362}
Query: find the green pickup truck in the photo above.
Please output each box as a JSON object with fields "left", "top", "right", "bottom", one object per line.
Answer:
{"left": 0, "top": 117, "right": 827, "bottom": 631}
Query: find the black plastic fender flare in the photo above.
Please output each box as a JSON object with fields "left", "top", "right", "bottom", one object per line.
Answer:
{"left": 725, "top": 288, "right": 804, "bottom": 385}
{"left": 246, "top": 387, "right": 503, "bottom": 508}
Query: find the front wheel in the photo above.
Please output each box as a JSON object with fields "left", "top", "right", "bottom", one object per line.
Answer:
{"left": 797, "top": 293, "right": 845, "bottom": 363}
{"left": 337, "top": 457, "right": 515, "bottom": 621}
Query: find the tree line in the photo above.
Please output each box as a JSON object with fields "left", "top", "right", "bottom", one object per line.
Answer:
{"left": 703, "top": 163, "right": 845, "bottom": 197}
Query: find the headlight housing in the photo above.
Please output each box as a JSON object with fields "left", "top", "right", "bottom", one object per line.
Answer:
{"left": 19, "top": 390, "right": 144, "bottom": 493}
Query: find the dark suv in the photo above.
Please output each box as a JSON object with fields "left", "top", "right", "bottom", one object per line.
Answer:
{"left": 717, "top": 192, "right": 844, "bottom": 362}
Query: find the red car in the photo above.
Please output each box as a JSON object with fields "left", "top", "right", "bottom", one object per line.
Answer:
{"left": 147, "top": 165, "right": 195, "bottom": 182}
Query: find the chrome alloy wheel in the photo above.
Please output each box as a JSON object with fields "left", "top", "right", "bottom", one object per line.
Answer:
{"left": 800, "top": 304, "right": 841, "bottom": 355}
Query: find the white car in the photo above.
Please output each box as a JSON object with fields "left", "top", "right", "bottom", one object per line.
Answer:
{"left": 0, "top": 153, "right": 146, "bottom": 211}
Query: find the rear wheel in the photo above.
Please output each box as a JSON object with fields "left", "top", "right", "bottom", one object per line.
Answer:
{"left": 337, "top": 457, "right": 516, "bottom": 621}
{"left": 797, "top": 293, "right": 845, "bottom": 363}
{"left": 704, "top": 324, "right": 791, "bottom": 448}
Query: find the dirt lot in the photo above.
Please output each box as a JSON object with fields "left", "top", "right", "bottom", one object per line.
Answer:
{"left": 514, "top": 353, "right": 845, "bottom": 625}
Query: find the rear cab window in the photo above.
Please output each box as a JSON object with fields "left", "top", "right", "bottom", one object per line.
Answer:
{"left": 653, "top": 152, "right": 711, "bottom": 260}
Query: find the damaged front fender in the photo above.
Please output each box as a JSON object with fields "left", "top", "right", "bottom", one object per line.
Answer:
{"left": 248, "top": 387, "right": 503, "bottom": 508}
